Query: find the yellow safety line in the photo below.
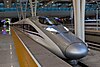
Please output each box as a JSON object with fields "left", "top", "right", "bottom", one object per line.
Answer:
{"left": 11, "top": 29, "right": 38, "bottom": 67}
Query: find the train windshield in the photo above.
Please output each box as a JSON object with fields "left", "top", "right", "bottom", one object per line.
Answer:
{"left": 39, "top": 17, "right": 61, "bottom": 25}
{"left": 47, "top": 18, "right": 61, "bottom": 25}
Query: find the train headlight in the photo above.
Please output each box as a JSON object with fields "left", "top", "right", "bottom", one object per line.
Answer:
{"left": 46, "top": 27, "right": 58, "bottom": 32}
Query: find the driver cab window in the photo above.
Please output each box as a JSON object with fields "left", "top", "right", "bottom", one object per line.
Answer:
{"left": 39, "top": 17, "right": 50, "bottom": 25}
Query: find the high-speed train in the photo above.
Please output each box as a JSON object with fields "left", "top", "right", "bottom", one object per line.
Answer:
{"left": 13, "top": 16, "right": 88, "bottom": 60}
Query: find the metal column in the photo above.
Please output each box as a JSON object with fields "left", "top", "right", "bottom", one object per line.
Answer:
{"left": 24, "top": 2, "right": 28, "bottom": 18}
{"left": 20, "top": 0, "right": 28, "bottom": 19}
{"left": 73, "top": 0, "right": 86, "bottom": 42}
{"left": 70, "top": 6, "right": 74, "bottom": 30}
{"left": 16, "top": 0, "right": 28, "bottom": 20}
{"left": 20, "top": 1, "right": 25, "bottom": 19}
{"left": 96, "top": 2, "right": 99, "bottom": 30}
{"left": 16, "top": 2, "right": 21, "bottom": 21}
{"left": 29, "top": 0, "right": 34, "bottom": 17}
{"left": 34, "top": 0, "right": 37, "bottom": 16}
{"left": 29, "top": 0, "right": 38, "bottom": 16}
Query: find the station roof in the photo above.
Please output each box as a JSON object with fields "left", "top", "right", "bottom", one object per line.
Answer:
{"left": 0, "top": 0, "right": 100, "bottom": 18}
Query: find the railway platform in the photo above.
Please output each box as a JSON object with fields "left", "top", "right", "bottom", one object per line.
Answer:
{"left": 0, "top": 27, "right": 72, "bottom": 67}
{"left": 0, "top": 31, "right": 19, "bottom": 67}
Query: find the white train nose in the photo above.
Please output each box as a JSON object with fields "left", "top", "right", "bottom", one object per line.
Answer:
{"left": 65, "top": 43, "right": 88, "bottom": 60}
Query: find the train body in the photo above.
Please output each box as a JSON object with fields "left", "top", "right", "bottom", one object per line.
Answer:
{"left": 13, "top": 16, "right": 88, "bottom": 60}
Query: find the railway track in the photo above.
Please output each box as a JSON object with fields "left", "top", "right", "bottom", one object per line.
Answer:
{"left": 85, "top": 31, "right": 100, "bottom": 51}
{"left": 76, "top": 61, "right": 88, "bottom": 67}
{"left": 63, "top": 59, "right": 88, "bottom": 67}
{"left": 85, "top": 31, "right": 100, "bottom": 43}
{"left": 87, "top": 42, "right": 100, "bottom": 51}
{"left": 70, "top": 61, "right": 88, "bottom": 67}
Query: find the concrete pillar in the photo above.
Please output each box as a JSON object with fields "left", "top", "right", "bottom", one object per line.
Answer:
{"left": 80, "top": 0, "right": 86, "bottom": 42}
{"left": 73, "top": 0, "right": 81, "bottom": 38}
{"left": 73, "top": 0, "right": 85, "bottom": 42}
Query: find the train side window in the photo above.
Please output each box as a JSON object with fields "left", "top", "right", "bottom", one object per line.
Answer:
{"left": 20, "top": 24, "right": 23, "bottom": 28}
{"left": 29, "top": 25, "right": 38, "bottom": 33}
{"left": 23, "top": 24, "right": 28, "bottom": 30}
{"left": 26, "top": 24, "right": 28, "bottom": 30}
{"left": 18, "top": 24, "right": 22, "bottom": 28}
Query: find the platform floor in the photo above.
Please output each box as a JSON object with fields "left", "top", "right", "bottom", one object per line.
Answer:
{"left": 0, "top": 32, "right": 19, "bottom": 67}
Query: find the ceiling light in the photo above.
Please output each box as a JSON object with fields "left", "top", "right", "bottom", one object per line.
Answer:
{"left": 7, "top": 1, "right": 9, "bottom": 3}
{"left": 52, "top": 1, "right": 54, "bottom": 3}
{"left": 45, "top": 5, "right": 47, "bottom": 6}
{"left": 92, "top": 0, "right": 95, "bottom": 2}
{"left": 7, "top": 5, "right": 9, "bottom": 8}
{"left": 7, "top": 5, "right": 9, "bottom": 6}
